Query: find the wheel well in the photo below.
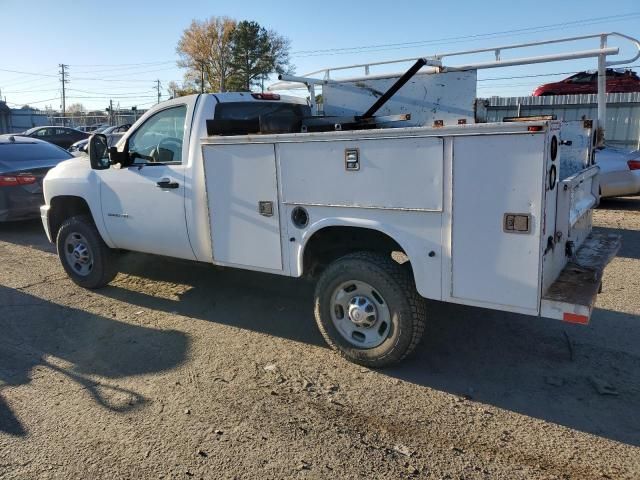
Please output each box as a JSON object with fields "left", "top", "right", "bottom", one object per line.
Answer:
{"left": 49, "top": 196, "right": 92, "bottom": 240}
{"left": 302, "top": 226, "right": 407, "bottom": 276}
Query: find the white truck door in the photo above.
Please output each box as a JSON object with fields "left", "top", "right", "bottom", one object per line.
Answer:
{"left": 99, "top": 105, "right": 195, "bottom": 260}
{"left": 203, "top": 143, "right": 283, "bottom": 272}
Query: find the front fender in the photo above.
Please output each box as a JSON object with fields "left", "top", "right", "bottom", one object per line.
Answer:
{"left": 43, "top": 159, "right": 114, "bottom": 247}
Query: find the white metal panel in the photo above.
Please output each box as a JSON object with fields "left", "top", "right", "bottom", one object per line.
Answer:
{"left": 203, "top": 143, "right": 283, "bottom": 271}
{"left": 322, "top": 70, "right": 477, "bottom": 127}
{"left": 285, "top": 205, "right": 443, "bottom": 300}
{"left": 278, "top": 137, "right": 443, "bottom": 211}
{"left": 450, "top": 134, "right": 545, "bottom": 310}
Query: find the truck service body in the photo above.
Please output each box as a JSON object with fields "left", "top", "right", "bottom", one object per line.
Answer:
{"left": 40, "top": 33, "right": 638, "bottom": 366}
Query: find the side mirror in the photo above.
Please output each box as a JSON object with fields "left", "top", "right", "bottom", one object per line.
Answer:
{"left": 88, "top": 134, "right": 110, "bottom": 170}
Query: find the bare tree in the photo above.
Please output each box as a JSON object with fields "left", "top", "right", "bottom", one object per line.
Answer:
{"left": 67, "top": 103, "right": 85, "bottom": 114}
{"left": 176, "top": 16, "right": 236, "bottom": 92}
{"left": 167, "top": 80, "right": 199, "bottom": 98}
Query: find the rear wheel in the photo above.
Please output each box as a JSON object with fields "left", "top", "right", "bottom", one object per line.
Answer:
{"left": 314, "top": 252, "right": 427, "bottom": 367}
{"left": 56, "top": 215, "right": 118, "bottom": 288}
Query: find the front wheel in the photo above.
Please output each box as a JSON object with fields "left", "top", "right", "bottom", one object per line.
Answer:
{"left": 314, "top": 252, "right": 427, "bottom": 368}
{"left": 56, "top": 215, "right": 118, "bottom": 289}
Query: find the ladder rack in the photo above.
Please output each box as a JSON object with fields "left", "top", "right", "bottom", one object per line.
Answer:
{"left": 271, "top": 32, "right": 640, "bottom": 142}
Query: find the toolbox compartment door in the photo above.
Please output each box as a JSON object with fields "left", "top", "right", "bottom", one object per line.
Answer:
{"left": 450, "top": 134, "right": 544, "bottom": 312}
{"left": 203, "top": 143, "right": 283, "bottom": 272}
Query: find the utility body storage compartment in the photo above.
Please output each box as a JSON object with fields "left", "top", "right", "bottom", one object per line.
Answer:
{"left": 201, "top": 119, "right": 616, "bottom": 323}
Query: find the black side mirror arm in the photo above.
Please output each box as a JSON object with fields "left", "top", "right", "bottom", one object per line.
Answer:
{"left": 108, "top": 139, "right": 132, "bottom": 167}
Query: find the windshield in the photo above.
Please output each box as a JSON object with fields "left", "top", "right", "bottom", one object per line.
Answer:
{"left": 23, "top": 127, "right": 41, "bottom": 135}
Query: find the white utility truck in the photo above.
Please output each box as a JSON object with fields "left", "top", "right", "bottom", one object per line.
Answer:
{"left": 41, "top": 33, "right": 638, "bottom": 366}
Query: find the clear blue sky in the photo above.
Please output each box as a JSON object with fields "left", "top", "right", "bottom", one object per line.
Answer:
{"left": 1, "top": 0, "right": 639, "bottom": 110}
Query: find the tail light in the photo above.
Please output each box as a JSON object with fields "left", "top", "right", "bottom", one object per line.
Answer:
{"left": 0, "top": 174, "right": 37, "bottom": 187}
{"left": 628, "top": 160, "right": 640, "bottom": 170}
{"left": 251, "top": 93, "right": 280, "bottom": 100}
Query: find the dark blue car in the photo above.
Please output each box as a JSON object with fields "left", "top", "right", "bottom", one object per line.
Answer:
{"left": 0, "top": 135, "right": 73, "bottom": 221}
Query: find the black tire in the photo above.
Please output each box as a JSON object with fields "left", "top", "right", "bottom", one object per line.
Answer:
{"left": 56, "top": 215, "right": 118, "bottom": 289}
{"left": 314, "top": 252, "right": 427, "bottom": 368}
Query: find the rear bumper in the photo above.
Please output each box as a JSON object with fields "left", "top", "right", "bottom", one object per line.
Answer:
{"left": 40, "top": 205, "right": 53, "bottom": 243}
{"left": 0, "top": 188, "right": 44, "bottom": 222}
{"left": 541, "top": 232, "right": 621, "bottom": 324}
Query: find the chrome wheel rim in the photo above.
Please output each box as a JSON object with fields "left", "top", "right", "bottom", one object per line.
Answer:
{"left": 64, "top": 232, "right": 93, "bottom": 277}
{"left": 330, "top": 280, "right": 391, "bottom": 348}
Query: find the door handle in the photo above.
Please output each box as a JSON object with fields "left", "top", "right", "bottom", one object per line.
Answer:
{"left": 156, "top": 178, "right": 179, "bottom": 189}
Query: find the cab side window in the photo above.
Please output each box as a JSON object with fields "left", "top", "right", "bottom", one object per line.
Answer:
{"left": 128, "top": 105, "right": 187, "bottom": 164}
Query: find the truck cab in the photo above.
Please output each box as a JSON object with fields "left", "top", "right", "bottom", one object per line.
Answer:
{"left": 41, "top": 93, "right": 309, "bottom": 262}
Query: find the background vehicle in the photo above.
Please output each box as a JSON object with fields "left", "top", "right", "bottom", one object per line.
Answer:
{"left": 0, "top": 135, "right": 73, "bottom": 221}
{"left": 595, "top": 146, "right": 640, "bottom": 197}
{"left": 21, "top": 126, "right": 88, "bottom": 149}
{"left": 533, "top": 68, "right": 640, "bottom": 96}
{"left": 68, "top": 124, "right": 131, "bottom": 155}
{"left": 75, "top": 125, "right": 98, "bottom": 133}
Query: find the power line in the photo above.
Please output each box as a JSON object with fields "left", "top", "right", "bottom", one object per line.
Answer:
{"left": 5, "top": 96, "right": 60, "bottom": 106}
{"left": 2, "top": 87, "right": 60, "bottom": 94}
{"left": 0, "top": 67, "right": 59, "bottom": 78}
{"left": 67, "top": 94, "right": 158, "bottom": 99}
{"left": 70, "top": 60, "right": 175, "bottom": 67}
{"left": 291, "top": 12, "right": 640, "bottom": 57}
{"left": 71, "top": 67, "right": 178, "bottom": 82}
{"left": 67, "top": 87, "right": 157, "bottom": 96}
{"left": 70, "top": 62, "right": 176, "bottom": 75}
{"left": 0, "top": 66, "right": 178, "bottom": 85}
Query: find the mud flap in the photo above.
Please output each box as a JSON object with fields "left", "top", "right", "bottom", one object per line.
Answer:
{"left": 541, "top": 232, "right": 621, "bottom": 324}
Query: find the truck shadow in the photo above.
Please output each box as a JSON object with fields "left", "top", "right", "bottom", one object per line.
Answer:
{"left": 104, "top": 253, "right": 324, "bottom": 347}
{"left": 103, "top": 253, "right": 640, "bottom": 446}
{"left": 389, "top": 301, "right": 640, "bottom": 447}
{"left": 598, "top": 196, "right": 640, "bottom": 212}
{"left": 0, "top": 219, "right": 54, "bottom": 255}
{"left": 0, "top": 286, "right": 189, "bottom": 437}
{"left": 594, "top": 226, "right": 640, "bottom": 260}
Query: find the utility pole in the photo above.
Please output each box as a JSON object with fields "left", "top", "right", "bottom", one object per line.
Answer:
{"left": 59, "top": 64, "right": 69, "bottom": 126}
{"left": 109, "top": 99, "right": 113, "bottom": 126}
{"left": 200, "top": 62, "right": 205, "bottom": 94}
{"left": 155, "top": 79, "right": 161, "bottom": 104}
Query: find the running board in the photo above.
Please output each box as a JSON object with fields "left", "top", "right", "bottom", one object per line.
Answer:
{"left": 541, "top": 232, "right": 621, "bottom": 324}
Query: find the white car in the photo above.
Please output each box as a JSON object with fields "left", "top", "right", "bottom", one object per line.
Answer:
{"left": 595, "top": 146, "right": 640, "bottom": 198}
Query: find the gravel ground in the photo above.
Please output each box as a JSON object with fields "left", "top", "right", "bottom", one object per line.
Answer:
{"left": 0, "top": 198, "right": 639, "bottom": 479}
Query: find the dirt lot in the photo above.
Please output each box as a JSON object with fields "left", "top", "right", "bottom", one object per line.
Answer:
{"left": 1, "top": 198, "right": 639, "bottom": 479}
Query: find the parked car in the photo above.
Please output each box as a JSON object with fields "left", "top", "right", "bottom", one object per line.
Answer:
{"left": 0, "top": 135, "right": 73, "bottom": 221}
{"left": 532, "top": 69, "right": 640, "bottom": 96}
{"left": 68, "top": 124, "right": 131, "bottom": 155}
{"left": 594, "top": 146, "right": 640, "bottom": 198}
{"left": 21, "top": 126, "right": 89, "bottom": 149}
{"left": 75, "top": 125, "right": 98, "bottom": 133}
